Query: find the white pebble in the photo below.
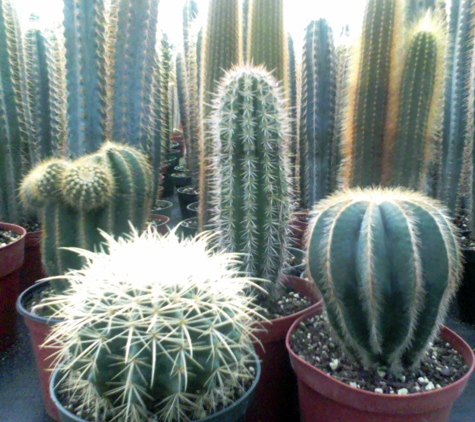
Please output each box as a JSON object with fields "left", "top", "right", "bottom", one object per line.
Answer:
{"left": 374, "top": 388, "right": 384, "bottom": 394}
{"left": 329, "top": 359, "right": 340, "bottom": 370}
{"left": 425, "top": 382, "right": 435, "bottom": 391}
{"left": 377, "top": 370, "right": 386, "bottom": 378}
{"left": 418, "top": 377, "right": 429, "bottom": 385}
{"left": 414, "top": 386, "right": 421, "bottom": 392}
{"left": 397, "top": 388, "right": 409, "bottom": 395}
{"left": 349, "top": 382, "right": 359, "bottom": 388}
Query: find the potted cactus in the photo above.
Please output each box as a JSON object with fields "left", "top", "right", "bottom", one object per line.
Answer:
{"left": 44, "top": 228, "right": 263, "bottom": 422}
{"left": 286, "top": 187, "right": 475, "bottom": 422}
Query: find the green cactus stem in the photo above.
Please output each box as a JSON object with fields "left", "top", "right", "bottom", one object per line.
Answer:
{"left": 299, "top": 19, "right": 337, "bottom": 209}
{"left": 306, "top": 187, "right": 462, "bottom": 373}
{"left": 208, "top": 66, "right": 292, "bottom": 297}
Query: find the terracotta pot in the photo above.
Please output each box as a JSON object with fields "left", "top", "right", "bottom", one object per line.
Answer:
{"left": 286, "top": 306, "right": 475, "bottom": 422}
{"left": 290, "top": 210, "right": 310, "bottom": 249}
{"left": 51, "top": 352, "right": 262, "bottom": 422}
{"left": 19, "top": 230, "right": 47, "bottom": 293}
{"left": 149, "top": 214, "right": 170, "bottom": 235}
{"left": 17, "top": 279, "right": 62, "bottom": 421}
{"left": 246, "top": 276, "right": 322, "bottom": 422}
{"left": 0, "top": 222, "right": 26, "bottom": 351}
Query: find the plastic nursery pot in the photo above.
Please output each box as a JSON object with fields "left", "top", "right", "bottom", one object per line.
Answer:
{"left": 284, "top": 247, "right": 305, "bottom": 277}
{"left": 187, "top": 201, "right": 199, "bottom": 218}
{"left": 151, "top": 200, "right": 173, "bottom": 219}
{"left": 19, "top": 229, "right": 47, "bottom": 293}
{"left": 51, "top": 352, "right": 262, "bottom": 422}
{"left": 16, "top": 279, "right": 63, "bottom": 421}
{"left": 290, "top": 210, "right": 310, "bottom": 250}
{"left": 246, "top": 275, "right": 322, "bottom": 422}
{"left": 166, "top": 150, "right": 181, "bottom": 166}
{"left": 148, "top": 214, "right": 170, "bottom": 235}
{"left": 286, "top": 306, "right": 475, "bottom": 422}
{"left": 177, "top": 186, "right": 199, "bottom": 220}
{"left": 171, "top": 172, "right": 192, "bottom": 189}
{"left": 455, "top": 248, "right": 475, "bottom": 325}
{"left": 0, "top": 222, "right": 26, "bottom": 351}
{"left": 176, "top": 217, "right": 199, "bottom": 239}
{"left": 161, "top": 162, "right": 176, "bottom": 198}
{"left": 171, "top": 140, "right": 184, "bottom": 158}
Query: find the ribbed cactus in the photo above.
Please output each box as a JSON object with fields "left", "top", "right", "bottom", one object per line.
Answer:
{"left": 288, "top": 34, "right": 298, "bottom": 188}
{"left": 340, "top": 0, "right": 404, "bottom": 187}
{"left": 306, "top": 187, "right": 462, "bottom": 372}
{"left": 159, "top": 34, "right": 174, "bottom": 155}
{"left": 408, "top": 0, "right": 438, "bottom": 21}
{"left": 20, "top": 143, "right": 153, "bottom": 278}
{"left": 299, "top": 19, "right": 337, "bottom": 209}
{"left": 247, "top": 0, "right": 288, "bottom": 86}
{"left": 209, "top": 66, "right": 292, "bottom": 297}
{"left": 384, "top": 14, "right": 446, "bottom": 189}
{"left": 438, "top": 0, "right": 475, "bottom": 226}
{"left": 199, "top": 0, "right": 243, "bottom": 228}
{"left": 45, "top": 229, "right": 262, "bottom": 422}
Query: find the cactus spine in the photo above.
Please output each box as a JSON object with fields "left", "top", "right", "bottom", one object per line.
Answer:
{"left": 340, "top": 0, "right": 404, "bottom": 187}
{"left": 384, "top": 14, "right": 446, "bottom": 189}
{"left": 438, "top": 0, "right": 475, "bottom": 225}
{"left": 45, "top": 230, "right": 262, "bottom": 422}
{"left": 307, "top": 187, "right": 462, "bottom": 372}
{"left": 299, "top": 19, "right": 337, "bottom": 209}
{"left": 209, "top": 66, "right": 292, "bottom": 297}
{"left": 20, "top": 143, "right": 153, "bottom": 277}
{"left": 199, "top": 0, "right": 243, "bottom": 228}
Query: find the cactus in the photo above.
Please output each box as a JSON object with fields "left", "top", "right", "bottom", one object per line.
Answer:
{"left": 408, "top": 0, "right": 438, "bottom": 21}
{"left": 44, "top": 229, "right": 262, "bottom": 422}
{"left": 438, "top": 0, "right": 475, "bottom": 226}
{"left": 208, "top": 66, "right": 293, "bottom": 298}
{"left": 288, "top": 34, "right": 299, "bottom": 190}
{"left": 199, "top": 0, "right": 243, "bottom": 228}
{"left": 306, "top": 187, "right": 462, "bottom": 373}
{"left": 20, "top": 143, "right": 153, "bottom": 277}
{"left": 340, "top": 0, "right": 404, "bottom": 187}
{"left": 384, "top": 14, "right": 446, "bottom": 190}
{"left": 159, "top": 34, "right": 174, "bottom": 155}
{"left": 247, "top": 0, "right": 288, "bottom": 86}
{"left": 299, "top": 19, "right": 337, "bottom": 209}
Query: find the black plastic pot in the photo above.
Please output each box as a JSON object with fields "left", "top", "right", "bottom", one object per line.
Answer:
{"left": 187, "top": 201, "right": 199, "bottom": 218}
{"left": 162, "top": 161, "right": 176, "bottom": 198}
{"left": 166, "top": 150, "right": 181, "bottom": 166}
{"left": 171, "top": 172, "right": 192, "bottom": 189}
{"left": 176, "top": 217, "right": 199, "bottom": 239}
{"left": 455, "top": 248, "right": 475, "bottom": 325}
{"left": 50, "top": 352, "right": 261, "bottom": 422}
{"left": 151, "top": 200, "right": 173, "bottom": 219}
{"left": 177, "top": 186, "right": 199, "bottom": 220}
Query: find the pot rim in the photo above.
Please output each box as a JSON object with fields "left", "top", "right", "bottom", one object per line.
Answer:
{"left": 0, "top": 222, "right": 27, "bottom": 250}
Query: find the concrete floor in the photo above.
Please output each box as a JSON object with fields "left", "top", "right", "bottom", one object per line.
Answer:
{"left": 1, "top": 192, "right": 474, "bottom": 421}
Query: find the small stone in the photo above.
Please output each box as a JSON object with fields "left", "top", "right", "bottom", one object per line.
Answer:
{"left": 349, "top": 382, "right": 359, "bottom": 388}
{"left": 436, "top": 384, "right": 442, "bottom": 389}
{"left": 440, "top": 366, "right": 452, "bottom": 377}
{"left": 329, "top": 359, "right": 340, "bottom": 370}
{"left": 377, "top": 369, "right": 386, "bottom": 378}
{"left": 397, "top": 388, "right": 409, "bottom": 395}
{"left": 425, "top": 382, "right": 435, "bottom": 391}
{"left": 417, "top": 377, "right": 429, "bottom": 385}
{"left": 374, "top": 388, "right": 384, "bottom": 394}
{"left": 414, "top": 385, "right": 421, "bottom": 392}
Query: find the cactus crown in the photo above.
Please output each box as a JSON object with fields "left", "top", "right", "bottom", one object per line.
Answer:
{"left": 208, "top": 65, "right": 293, "bottom": 297}
{"left": 306, "top": 187, "right": 462, "bottom": 373}
{"left": 45, "top": 228, "right": 263, "bottom": 422}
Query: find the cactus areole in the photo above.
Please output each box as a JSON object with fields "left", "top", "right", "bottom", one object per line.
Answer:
{"left": 306, "top": 187, "right": 462, "bottom": 373}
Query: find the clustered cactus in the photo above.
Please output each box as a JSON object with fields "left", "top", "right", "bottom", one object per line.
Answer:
{"left": 45, "top": 229, "right": 263, "bottom": 422}
{"left": 306, "top": 187, "right": 462, "bottom": 373}
{"left": 20, "top": 143, "right": 153, "bottom": 278}
{"left": 208, "top": 66, "right": 293, "bottom": 297}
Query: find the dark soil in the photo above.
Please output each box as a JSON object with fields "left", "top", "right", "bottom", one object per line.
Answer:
{"left": 22, "top": 219, "right": 41, "bottom": 233}
{"left": 147, "top": 217, "right": 168, "bottom": 229}
{"left": 152, "top": 200, "right": 172, "bottom": 211}
{"left": 171, "top": 172, "right": 189, "bottom": 178}
{"left": 182, "top": 218, "right": 198, "bottom": 229}
{"left": 24, "top": 283, "right": 59, "bottom": 319}
{"left": 260, "top": 286, "right": 313, "bottom": 320}
{"left": 291, "top": 313, "right": 469, "bottom": 395}
{"left": 179, "top": 186, "right": 198, "bottom": 195}
{"left": 0, "top": 229, "right": 21, "bottom": 247}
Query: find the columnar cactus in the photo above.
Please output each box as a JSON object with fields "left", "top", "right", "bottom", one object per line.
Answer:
{"left": 384, "top": 14, "right": 446, "bottom": 189}
{"left": 288, "top": 34, "right": 299, "bottom": 187}
{"left": 44, "top": 229, "right": 262, "bottom": 422}
{"left": 20, "top": 143, "right": 153, "bottom": 277}
{"left": 159, "top": 34, "right": 174, "bottom": 155}
{"left": 299, "top": 19, "right": 337, "bottom": 209}
{"left": 209, "top": 66, "right": 293, "bottom": 297}
{"left": 340, "top": 0, "right": 404, "bottom": 187}
{"left": 438, "top": 0, "right": 475, "bottom": 226}
{"left": 306, "top": 187, "right": 462, "bottom": 372}
{"left": 199, "top": 0, "right": 243, "bottom": 228}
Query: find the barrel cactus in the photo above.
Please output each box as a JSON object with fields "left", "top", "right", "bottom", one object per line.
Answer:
{"left": 20, "top": 142, "right": 153, "bottom": 278}
{"left": 44, "top": 229, "right": 262, "bottom": 422}
{"left": 208, "top": 65, "right": 293, "bottom": 298}
{"left": 306, "top": 187, "right": 462, "bottom": 373}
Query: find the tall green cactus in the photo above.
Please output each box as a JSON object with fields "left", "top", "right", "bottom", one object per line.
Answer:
{"left": 340, "top": 0, "right": 404, "bottom": 187}
{"left": 208, "top": 66, "right": 292, "bottom": 297}
{"left": 438, "top": 0, "right": 475, "bottom": 225}
{"left": 159, "top": 34, "right": 174, "bottom": 155}
{"left": 199, "top": 0, "right": 243, "bottom": 228}
{"left": 45, "top": 229, "right": 262, "bottom": 422}
{"left": 20, "top": 143, "right": 153, "bottom": 277}
{"left": 299, "top": 19, "right": 337, "bottom": 209}
{"left": 307, "top": 187, "right": 462, "bottom": 372}
{"left": 288, "top": 34, "right": 298, "bottom": 188}
{"left": 247, "top": 0, "right": 287, "bottom": 86}
{"left": 384, "top": 14, "right": 446, "bottom": 189}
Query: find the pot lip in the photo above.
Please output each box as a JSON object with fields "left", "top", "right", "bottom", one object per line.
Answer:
{"left": 153, "top": 199, "right": 173, "bottom": 208}
{"left": 177, "top": 186, "right": 199, "bottom": 195}
{"left": 187, "top": 201, "right": 199, "bottom": 211}
{"left": 16, "top": 278, "right": 63, "bottom": 324}
{"left": 285, "top": 305, "right": 475, "bottom": 400}
{"left": 149, "top": 214, "right": 171, "bottom": 226}
{"left": 0, "top": 222, "right": 27, "bottom": 250}
{"left": 50, "top": 349, "right": 262, "bottom": 422}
